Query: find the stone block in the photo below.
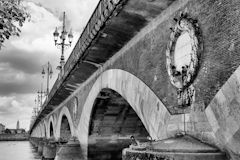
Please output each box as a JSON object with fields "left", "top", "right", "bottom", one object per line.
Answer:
{"left": 229, "top": 98, "right": 240, "bottom": 124}
{"left": 227, "top": 129, "right": 240, "bottom": 155}
{"left": 227, "top": 74, "right": 240, "bottom": 98}
{"left": 205, "top": 106, "right": 220, "bottom": 133}
{"left": 194, "top": 122, "right": 212, "bottom": 132}
{"left": 167, "top": 124, "right": 179, "bottom": 136}
{"left": 221, "top": 81, "right": 235, "bottom": 104}
{"left": 225, "top": 116, "right": 239, "bottom": 142}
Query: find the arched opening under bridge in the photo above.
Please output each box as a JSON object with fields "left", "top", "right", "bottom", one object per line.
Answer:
{"left": 88, "top": 88, "right": 150, "bottom": 160}
{"left": 50, "top": 122, "right": 54, "bottom": 138}
{"left": 59, "top": 115, "right": 72, "bottom": 142}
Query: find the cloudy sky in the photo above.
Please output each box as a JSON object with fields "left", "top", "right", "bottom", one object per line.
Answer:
{"left": 0, "top": 0, "right": 99, "bottom": 130}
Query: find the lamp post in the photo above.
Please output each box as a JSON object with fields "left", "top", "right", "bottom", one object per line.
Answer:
{"left": 53, "top": 12, "right": 73, "bottom": 73}
{"left": 41, "top": 62, "right": 53, "bottom": 96}
{"left": 37, "top": 83, "right": 45, "bottom": 107}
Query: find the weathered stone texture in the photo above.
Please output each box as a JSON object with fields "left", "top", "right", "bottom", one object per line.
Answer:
{"left": 205, "top": 66, "right": 240, "bottom": 159}
{"left": 105, "top": 0, "right": 240, "bottom": 114}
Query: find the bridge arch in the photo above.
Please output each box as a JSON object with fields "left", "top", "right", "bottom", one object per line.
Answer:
{"left": 77, "top": 69, "right": 170, "bottom": 158}
{"left": 56, "top": 106, "right": 74, "bottom": 141}
{"left": 47, "top": 115, "right": 55, "bottom": 139}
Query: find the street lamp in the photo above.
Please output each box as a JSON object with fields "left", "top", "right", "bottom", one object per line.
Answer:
{"left": 37, "top": 83, "right": 45, "bottom": 107}
{"left": 41, "top": 62, "right": 53, "bottom": 96}
{"left": 53, "top": 12, "right": 74, "bottom": 72}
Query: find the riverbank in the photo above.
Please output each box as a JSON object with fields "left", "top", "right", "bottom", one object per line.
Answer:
{"left": 0, "top": 133, "right": 29, "bottom": 141}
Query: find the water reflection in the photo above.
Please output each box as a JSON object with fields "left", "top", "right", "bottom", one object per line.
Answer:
{"left": 0, "top": 141, "right": 41, "bottom": 160}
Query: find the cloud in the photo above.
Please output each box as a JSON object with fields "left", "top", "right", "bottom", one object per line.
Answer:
{"left": 0, "top": 50, "right": 59, "bottom": 96}
{"left": 0, "top": 64, "right": 41, "bottom": 96}
{"left": 10, "top": 2, "right": 61, "bottom": 53}
{"left": 0, "top": 0, "right": 100, "bottom": 130}
{"left": 26, "top": 0, "right": 100, "bottom": 31}
{"left": 0, "top": 2, "right": 61, "bottom": 128}
{"left": 0, "top": 49, "right": 42, "bottom": 74}
{"left": 0, "top": 47, "right": 54, "bottom": 96}
{"left": 0, "top": 76, "right": 39, "bottom": 96}
{"left": 0, "top": 2, "right": 64, "bottom": 96}
{"left": 0, "top": 94, "right": 35, "bottom": 129}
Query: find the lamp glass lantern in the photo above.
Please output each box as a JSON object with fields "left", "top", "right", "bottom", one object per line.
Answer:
{"left": 53, "top": 27, "right": 59, "bottom": 45}
{"left": 41, "top": 67, "right": 45, "bottom": 78}
{"left": 68, "top": 29, "right": 73, "bottom": 45}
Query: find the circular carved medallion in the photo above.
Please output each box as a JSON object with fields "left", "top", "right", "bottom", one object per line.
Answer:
{"left": 166, "top": 14, "right": 202, "bottom": 90}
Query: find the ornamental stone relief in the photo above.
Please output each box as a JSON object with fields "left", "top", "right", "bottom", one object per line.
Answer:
{"left": 166, "top": 13, "right": 203, "bottom": 109}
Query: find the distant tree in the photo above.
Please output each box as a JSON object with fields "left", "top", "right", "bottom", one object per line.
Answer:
{"left": 4, "top": 128, "right": 11, "bottom": 134}
{"left": 0, "top": 0, "right": 29, "bottom": 49}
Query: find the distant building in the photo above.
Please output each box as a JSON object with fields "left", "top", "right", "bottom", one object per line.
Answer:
{"left": 16, "top": 129, "right": 26, "bottom": 134}
{"left": 0, "top": 123, "right": 5, "bottom": 134}
{"left": 9, "top": 129, "right": 16, "bottom": 134}
{"left": 3, "top": 121, "right": 26, "bottom": 134}
{"left": 8, "top": 128, "right": 26, "bottom": 134}
{"left": 16, "top": 120, "right": 20, "bottom": 129}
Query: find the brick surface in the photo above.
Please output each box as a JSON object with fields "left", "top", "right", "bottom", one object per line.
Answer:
{"left": 101, "top": 0, "right": 240, "bottom": 115}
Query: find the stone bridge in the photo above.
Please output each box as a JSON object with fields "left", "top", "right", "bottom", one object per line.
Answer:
{"left": 29, "top": 0, "right": 240, "bottom": 160}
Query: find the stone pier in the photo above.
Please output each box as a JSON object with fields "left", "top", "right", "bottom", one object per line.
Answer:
{"left": 122, "top": 135, "right": 227, "bottom": 160}
{"left": 37, "top": 139, "right": 45, "bottom": 155}
{"left": 29, "top": 137, "right": 41, "bottom": 148}
{"left": 42, "top": 140, "right": 57, "bottom": 160}
{"left": 55, "top": 137, "right": 83, "bottom": 160}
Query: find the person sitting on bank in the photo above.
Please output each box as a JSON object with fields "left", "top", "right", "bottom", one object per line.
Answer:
{"left": 130, "top": 135, "right": 140, "bottom": 146}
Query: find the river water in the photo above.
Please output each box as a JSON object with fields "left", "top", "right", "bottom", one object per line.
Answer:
{"left": 0, "top": 141, "right": 41, "bottom": 160}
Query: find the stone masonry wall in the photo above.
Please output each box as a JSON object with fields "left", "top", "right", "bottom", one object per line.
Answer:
{"left": 101, "top": 0, "right": 240, "bottom": 158}
{"left": 109, "top": 0, "right": 240, "bottom": 114}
